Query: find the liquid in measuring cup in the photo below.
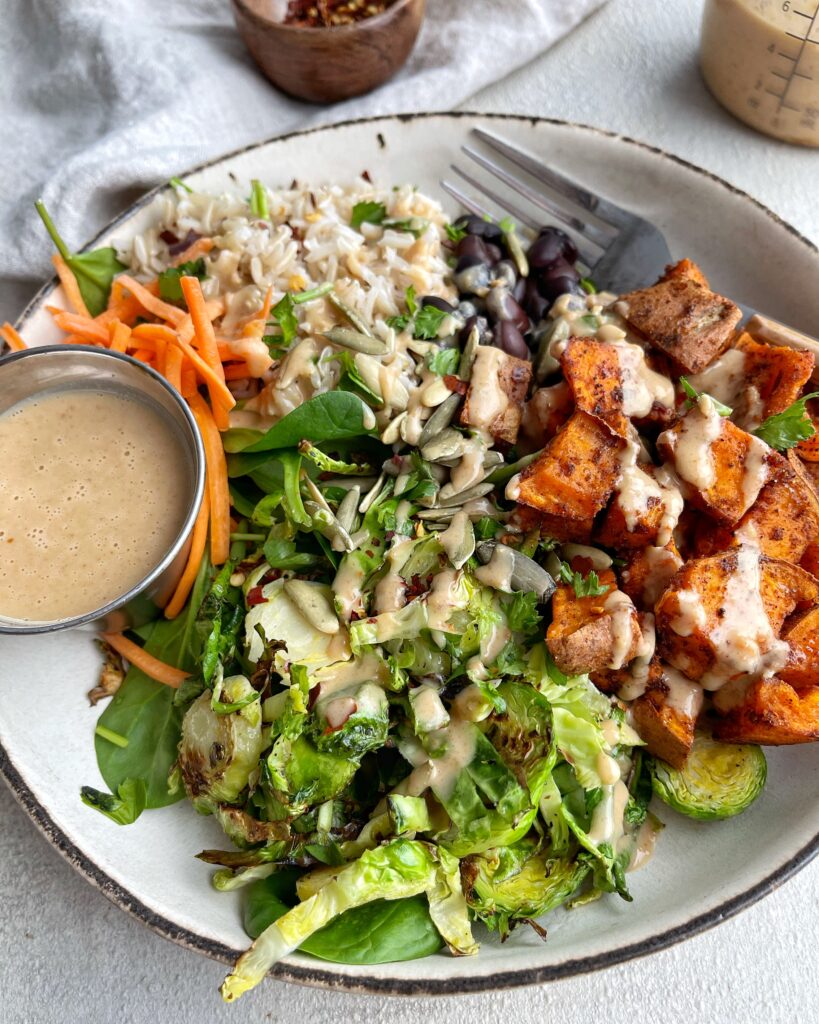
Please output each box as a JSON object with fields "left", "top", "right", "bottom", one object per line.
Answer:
{"left": 701, "top": 0, "right": 819, "bottom": 145}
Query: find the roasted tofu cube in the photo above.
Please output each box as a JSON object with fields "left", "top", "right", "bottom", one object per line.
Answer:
{"left": 519, "top": 381, "right": 572, "bottom": 451}
{"left": 622, "top": 276, "right": 741, "bottom": 374}
{"left": 656, "top": 400, "right": 778, "bottom": 526}
{"left": 778, "top": 606, "right": 819, "bottom": 691}
{"left": 691, "top": 454, "right": 819, "bottom": 563}
{"left": 460, "top": 344, "right": 532, "bottom": 445}
{"left": 660, "top": 258, "right": 710, "bottom": 289}
{"left": 546, "top": 569, "right": 641, "bottom": 676}
{"left": 714, "top": 678, "right": 819, "bottom": 745}
{"left": 618, "top": 541, "right": 683, "bottom": 611}
{"left": 655, "top": 550, "right": 819, "bottom": 683}
{"left": 630, "top": 658, "right": 704, "bottom": 769}
{"left": 801, "top": 541, "right": 819, "bottom": 578}
{"left": 515, "top": 411, "right": 625, "bottom": 523}
{"left": 560, "top": 337, "right": 674, "bottom": 437}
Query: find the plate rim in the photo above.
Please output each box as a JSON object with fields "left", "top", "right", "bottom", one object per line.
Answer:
{"left": 4, "top": 110, "right": 818, "bottom": 996}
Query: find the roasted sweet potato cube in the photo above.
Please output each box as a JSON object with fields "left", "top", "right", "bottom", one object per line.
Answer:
{"left": 795, "top": 398, "right": 819, "bottom": 461}
{"left": 801, "top": 541, "right": 819, "bottom": 578}
{"left": 519, "top": 381, "right": 572, "bottom": 451}
{"left": 692, "top": 456, "right": 819, "bottom": 563}
{"left": 734, "top": 333, "right": 815, "bottom": 427}
{"left": 460, "top": 344, "right": 532, "bottom": 445}
{"left": 660, "top": 258, "right": 710, "bottom": 289}
{"left": 714, "top": 678, "right": 819, "bottom": 744}
{"left": 560, "top": 337, "right": 630, "bottom": 437}
{"left": 595, "top": 460, "right": 679, "bottom": 551}
{"left": 617, "top": 542, "right": 683, "bottom": 611}
{"left": 505, "top": 506, "right": 594, "bottom": 544}
{"left": 516, "top": 411, "right": 625, "bottom": 522}
{"left": 656, "top": 551, "right": 819, "bottom": 682}
{"left": 656, "top": 403, "right": 778, "bottom": 526}
{"left": 622, "top": 276, "right": 741, "bottom": 374}
{"left": 630, "top": 659, "right": 704, "bottom": 769}
{"left": 546, "top": 570, "right": 641, "bottom": 676}
{"left": 778, "top": 607, "right": 819, "bottom": 691}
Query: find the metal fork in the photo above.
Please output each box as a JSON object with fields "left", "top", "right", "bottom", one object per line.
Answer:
{"left": 442, "top": 127, "right": 819, "bottom": 374}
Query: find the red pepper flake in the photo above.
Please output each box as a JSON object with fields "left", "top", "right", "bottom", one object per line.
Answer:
{"left": 443, "top": 375, "right": 468, "bottom": 396}
{"left": 246, "top": 586, "right": 266, "bottom": 607}
{"left": 284, "top": 0, "right": 392, "bottom": 27}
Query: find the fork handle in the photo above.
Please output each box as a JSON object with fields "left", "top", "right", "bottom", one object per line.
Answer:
{"left": 746, "top": 314, "right": 819, "bottom": 385}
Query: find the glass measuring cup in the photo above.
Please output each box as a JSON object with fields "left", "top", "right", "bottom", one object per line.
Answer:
{"left": 701, "top": 0, "right": 819, "bottom": 146}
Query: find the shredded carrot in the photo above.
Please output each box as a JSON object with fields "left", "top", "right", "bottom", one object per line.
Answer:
{"left": 188, "top": 392, "right": 230, "bottom": 565}
{"left": 101, "top": 632, "right": 189, "bottom": 688}
{"left": 50, "top": 311, "right": 109, "bottom": 345}
{"left": 181, "top": 368, "right": 198, "bottom": 398}
{"left": 117, "top": 274, "right": 186, "bottom": 327}
{"left": 1, "top": 322, "right": 26, "bottom": 351}
{"left": 164, "top": 345, "right": 184, "bottom": 391}
{"left": 223, "top": 363, "right": 253, "bottom": 380}
{"left": 52, "top": 254, "right": 91, "bottom": 317}
{"left": 131, "top": 348, "right": 155, "bottom": 364}
{"left": 97, "top": 293, "right": 143, "bottom": 328}
{"left": 181, "top": 276, "right": 230, "bottom": 429}
{"left": 163, "top": 491, "right": 210, "bottom": 619}
{"left": 172, "top": 237, "right": 214, "bottom": 266}
{"left": 108, "top": 319, "right": 131, "bottom": 353}
{"left": 166, "top": 326, "right": 236, "bottom": 413}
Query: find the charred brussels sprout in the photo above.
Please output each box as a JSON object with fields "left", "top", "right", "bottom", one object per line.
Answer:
{"left": 178, "top": 677, "right": 265, "bottom": 813}
{"left": 310, "top": 682, "right": 390, "bottom": 759}
{"left": 264, "top": 733, "right": 358, "bottom": 816}
{"left": 649, "top": 733, "right": 767, "bottom": 821}
{"left": 462, "top": 838, "right": 590, "bottom": 937}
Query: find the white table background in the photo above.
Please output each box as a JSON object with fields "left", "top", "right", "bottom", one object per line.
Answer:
{"left": 2, "top": 1, "right": 818, "bottom": 1021}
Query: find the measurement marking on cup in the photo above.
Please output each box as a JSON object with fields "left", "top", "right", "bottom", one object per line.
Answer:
{"left": 776, "top": 4, "right": 819, "bottom": 113}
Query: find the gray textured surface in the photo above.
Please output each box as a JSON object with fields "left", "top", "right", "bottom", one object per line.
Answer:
{"left": 2, "top": 0, "right": 819, "bottom": 1021}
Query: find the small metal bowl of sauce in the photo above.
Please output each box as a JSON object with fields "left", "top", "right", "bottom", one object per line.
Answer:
{"left": 0, "top": 346, "right": 205, "bottom": 635}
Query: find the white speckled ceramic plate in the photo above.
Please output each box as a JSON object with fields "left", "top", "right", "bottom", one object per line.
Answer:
{"left": 2, "top": 114, "right": 818, "bottom": 995}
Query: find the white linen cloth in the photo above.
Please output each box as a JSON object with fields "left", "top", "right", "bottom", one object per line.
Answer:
{"left": 0, "top": 0, "right": 605, "bottom": 318}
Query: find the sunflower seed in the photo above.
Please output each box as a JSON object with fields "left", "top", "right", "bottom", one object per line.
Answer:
{"left": 420, "top": 377, "right": 454, "bottom": 408}
{"left": 324, "top": 327, "right": 388, "bottom": 355}
{"left": 359, "top": 472, "right": 386, "bottom": 514}
{"left": 328, "top": 293, "right": 374, "bottom": 337}
{"left": 380, "top": 411, "right": 407, "bottom": 446}
{"left": 304, "top": 479, "right": 354, "bottom": 552}
{"left": 416, "top": 393, "right": 461, "bottom": 449}
{"left": 284, "top": 580, "right": 340, "bottom": 635}
{"left": 476, "top": 541, "right": 556, "bottom": 601}
{"left": 336, "top": 487, "right": 361, "bottom": 534}
{"left": 505, "top": 228, "right": 530, "bottom": 278}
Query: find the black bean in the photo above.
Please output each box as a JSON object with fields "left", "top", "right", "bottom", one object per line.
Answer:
{"left": 421, "top": 295, "right": 457, "bottom": 314}
{"left": 535, "top": 225, "right": 579, "bottom": 265}
{"left": 453, "top": 214, "right": 503, "bottom": 242}
{"left": 485, "top": 242, "right": 503, "bottom": 263}
{"left": 454, "top": 262, "right": 492, "bottom": 295}
{"left": 456, "top": 234, "right": 492, "bottom": 267}
{"left": 512, "top": 276, "right": 527, "bottom": 304}
{"left": 523, "top": 278, "right": 549, "bottom": 321}
{"left": 485, "top": 287, "right": 530, "bottom": 333}
{"left": 539, "top": 271, "right": 584, "bottom": 302}
{"left": 457, "top": 299, "right": 478, "bottom": 319}
{"left": 492, "top": 259, "right": 518, "bottom": 290}
{"left": 459, "top": 314, "right": 491, "bottom": 346}
{"left": 494, "top": 321, "right": 530, "bottom": 360}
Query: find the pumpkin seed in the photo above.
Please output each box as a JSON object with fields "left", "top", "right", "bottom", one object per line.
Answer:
{"left": 504, "top": 228, "right": 530, "bottom": 278}
{"left": 416, "top": 393, "right": 461, "bottom": 449}
{"left": 476, "top": 541, "right": 555, "bottom": 601}
{"left": 436, "top": 481, "right": 495, "bottom": 507}
{"left": 380, "top": 411, "right": 407, "bottom": 446}
{"left": 421, "top": 427, "right": 468, "bottom": 462}
{"left": 284, "top": 580, "right": 340, "bottom": 635}
{"left": 487, "top": 448, "right": 543, "bottom": 485}
{"left": 459, "top": 325, "right": 480, "bottom": 381}
{"left": 324, "top": 326, "right": 388, "bottom": 356}
{"left": 336, "top": 486, "right": 361, "bottom": 534}
{"left": 328, "top": 293, "right": 374, "bottom": 337}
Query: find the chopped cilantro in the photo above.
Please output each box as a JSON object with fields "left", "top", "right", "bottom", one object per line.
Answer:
{"left": 580, "top": 277, "right": 597, "bottom": 295}
{"left": 351, "top": 200, "right": 387, "bottom": 229}
{"left": 426, "top": 347, "right": 460, "bottom": 376}
{"left": 413, "top": 304, "right": 448, "bottom": 340}
{"left": 679, "top": 376, "right": 733, "bottom": 417}
{"left": 558, "top": 561, "right": 610, "bottom": 598}
{"left": 445, "top": 223, "right": 468, "bottom": 244}
{"left": 753, "top": 391, "right": 819, "bottom": 451}
{"left": 158, "top": 257, "right": 207, "bottom": 304}
{"left": 506, "top": 591, "right": 542, "bottom": 636}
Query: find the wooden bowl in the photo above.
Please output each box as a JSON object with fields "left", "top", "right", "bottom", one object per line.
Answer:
{"left": 231, "top": 0, "right": 426, "bottom": 104}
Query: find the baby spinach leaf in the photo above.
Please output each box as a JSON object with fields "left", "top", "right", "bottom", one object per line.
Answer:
{"left": 244, "top": 873, "right": 443, "bottom": 963}
{"left": 329, "top": 351, "right": 383, "bottom": 406}
{"left": 35, "top": 200, "right": 125, "bottom": 316}
{"left": 263, "top": 535, "right": 317, "bottom": 570}
{"left": 81, "top": 778, "right": 147, "bottom": 825}
{"left": 240, "top": 392, "right": 376, "bottom": 453}
{"left": 93, "top": 617, "right": 190, "bottom": 811}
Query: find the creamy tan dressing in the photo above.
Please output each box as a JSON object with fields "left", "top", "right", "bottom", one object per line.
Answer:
{"left": 641, "top": 544, "right": 684, "bottom": 606}
{"left": 588, "top": 780, "right": 630, "bottom": 846}
{"left": 741, "top": 435, "right": 771, "bottom": 509}
{"left": 652, "top": 465, "right": 685, "bottom": 548}
{"left": 699, "top": 545, "right": 789, "bottom": 691}
{"left": 701, "top": 0, "right": 819, "bottom": 146}
{"left": 373, "top": 536, "right": 413, "bottom": 614}
{"left": 663, "top": 665, "right": 705, "bottom": 718}
{"left": 438, "top": 510, "right": 474, "bottom": 570}
{"left": 310, "top": 653, "right": 388, "bottom": 699}
{"left": 660, "top": 395, "right": 723, "bottom": 491}
{"left": 401, "top": 718, "right": 477, "bottom": 800}
{"left": 688, "top": 349, "right": 747, "bottom": 410}
{"left": 0, "top": 389, "right": 190, "bottom": 622}
{"left": 604, "top": 590, "right": 637, "bottom": 670}
{"left": 670, "top": 589, "right": 708, "bottom": 637}
{"left": 465, "top": 345, "right": 510, "bottom": 434}
{"left": 332, "top": 556, "right": 366, "bottom": 620}
{"left": 613, "top": 342, "right": 675, "bottom": 417}
{"left": 617, "top": 614, "right": 657, "bottom": 701}
{"left": 426, "top": 569, "right": 464, "bottom": 631}
{"left": 596, "top": 751, "right": 622, "bottom": 786}
{"left": 444, "top": 437, "right": 486, "bottom": 497}
{"left": 474, "top": 544, "right": 516, "bottom": 593}
{"left": 628, "top": 816, "right": 662, "bottom": 873}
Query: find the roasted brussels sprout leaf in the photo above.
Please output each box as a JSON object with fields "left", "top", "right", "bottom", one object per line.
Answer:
{"left": 80, "top": 778, "right": 147, "bottom": 826}
{"left": 649, "top": 734, "right": 767, "bottom": 820}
